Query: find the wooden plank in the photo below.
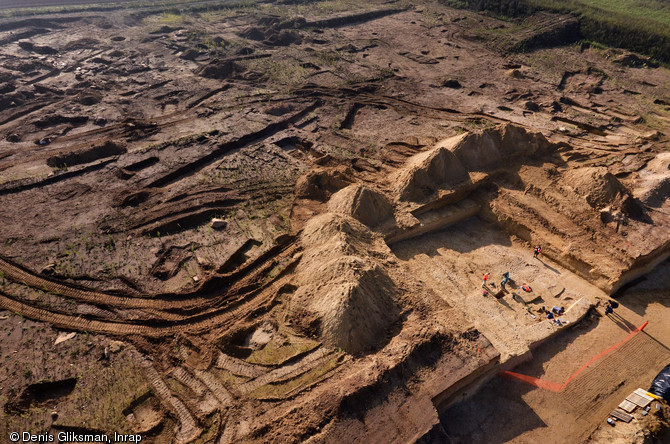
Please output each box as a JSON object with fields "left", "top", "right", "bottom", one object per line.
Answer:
{"left": 627, "top": 392, "right": 652, "bottom": 409}
{"left": 618, "top": 399, "right": 637, "bottom": 412}
{"left": 634, "top": 388, "right": 654, "bottom": 401}
{"left": 611, "top": 409, "right": 633, "bottom": 423}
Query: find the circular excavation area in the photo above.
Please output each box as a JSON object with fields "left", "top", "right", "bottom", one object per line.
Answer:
{"left": 0, "top": 0, "right": 670, "bottom": 443}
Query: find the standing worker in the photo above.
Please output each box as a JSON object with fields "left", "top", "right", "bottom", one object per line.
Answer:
{"left": 605, "top": 303, "right": 614, "bottom": 316}
{"left": 482, "top": 272, "right": 489, "bottom": 288}
{"left": 501, "top": 272, "right": 510, "bottom": 290}
{"left": 533, "top": 245, "right": 542, "bottom": 258}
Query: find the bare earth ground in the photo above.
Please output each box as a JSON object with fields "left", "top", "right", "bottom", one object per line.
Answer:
{"left": 0, "top": 0, "right": 669, "bottom": 442}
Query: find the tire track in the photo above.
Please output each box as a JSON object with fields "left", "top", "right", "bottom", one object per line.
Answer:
{"left": 0, "top": 267, "right": 293, "bottom": 336}
{"left": 0, "top": 291, "right": 167, "bottom": 336}
{"left": 237, "top": 348, "right": 332, "bottom": 395}
{"left": 146, "top": 101, "right": 319, "bottom": 189}
{"left": 171, "top": 367, "right": 221, "bottom": 415}
{"left": 193, "top": 369, "right": 234, "bottom": 406}
{"left": 137, "top": 355, "right": 202, "bottom": 444}
{"left": 218, "top": 412, "right": 238, "bottom": 444}
{"left": 0, "top": 241, "right": 299, "bottom": 328}
{"left": 0, "top": 256, "right": 209, "bottom": 310}
{"left": 215, "top": 352, "right": 267, "bottom": 378}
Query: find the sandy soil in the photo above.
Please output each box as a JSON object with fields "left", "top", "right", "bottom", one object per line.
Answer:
{"left": 0, "top": 0, "right": 668, "bottom": 442}
{"left": 440, "top": 285, "right": 670, "bottom": 443}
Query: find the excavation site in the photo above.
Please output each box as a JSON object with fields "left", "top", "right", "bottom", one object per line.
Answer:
{"left": 0, "top": 0, "right": 669, "bottom": 442}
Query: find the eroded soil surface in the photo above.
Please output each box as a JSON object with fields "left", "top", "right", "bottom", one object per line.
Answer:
{"left": 0, "top": 0, "right": 669, "bottom": 442}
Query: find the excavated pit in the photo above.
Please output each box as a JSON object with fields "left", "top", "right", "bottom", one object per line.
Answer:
{"left": 1, "top": 2, "right": 670, "bottom": 442}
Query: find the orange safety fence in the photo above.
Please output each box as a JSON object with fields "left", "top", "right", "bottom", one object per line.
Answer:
{"left": 498, "top": 321, "right": 648, "bottom": 392}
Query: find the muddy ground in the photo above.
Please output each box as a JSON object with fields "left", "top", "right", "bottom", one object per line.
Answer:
{"left": 0, "top": 0, "right": 669, "bottom": 442}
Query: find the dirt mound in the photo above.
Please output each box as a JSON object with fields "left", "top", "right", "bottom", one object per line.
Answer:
{"left": 195, "top": 60, "right": 245, "bottom": 79}
{"left": 564, "top": 167, "right": 645, "bottom": 218}
{"left": 240, "top": 26, "right": 265, "bottom": 41}
{"left": 179, "top": 48, "right": 202, "bottom": 61}
{"left": 393, "top": 124, "right": 551, "bottom": 202}
{"left": 150, "top": 25, "right": 182, "bottom": 35}
{"left": 613, "top": 53, "right": 658, "bottom": 68}
{"left": 327, "top": 184, "right": 394, "bottom": 227}
{"left": 239, "top": 25, "right": 301, "bottom": 46}
{"left": 636, "top": 153, "right": 670, "bottom": 208}
{"left": 265, "top": 29, "right": 302, "bottom": 46}
{"left": 62, "top": 37, "right": 99, "bottom": 51}
{"left": 449, "top": 123, "right": 551, "bottom": 171}
{"left": 34, "top": 113, "right": 88, "bottom": 128}
{"left": 279, "top": 16, "right": 307, "bottom": 29}
{"left": 295, "top": 166, "right": 353, "bottom": 201}
{"left": 392, "top": 138, "right": 468, "bottom": 202}
{"left": 46, "top": 141, "right": 127, "bottom": 168}
{"left": 290, "top": 213, "right": 400, "bottom": 354}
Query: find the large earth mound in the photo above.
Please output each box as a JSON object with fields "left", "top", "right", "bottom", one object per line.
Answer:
{"left": 394, "top": 123, "right": 552, "bottom": 202}
{"left": 290, "top": 213, "right": 400, "bottom": 354}
{"left": 448, "top": 123, "right": 552, "bottom": 172}
{"left": 563, "top": 166, "right": 646, "bottom": 219}
{"left": 327, "top": 184, "right": 394, "bottom": 228}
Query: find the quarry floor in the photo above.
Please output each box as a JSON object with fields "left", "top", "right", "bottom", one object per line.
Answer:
{"left": 393, "top": 216, "right": 670, "bottom": 442}
{"left": 440, "top": 269, "right": 670, "bottom": 443}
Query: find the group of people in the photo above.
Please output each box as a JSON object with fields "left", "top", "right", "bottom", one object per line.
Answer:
{"left": 481, "top": 272, "right": 516, "bottom": 289}
{"left": 478, "top": 244, "right": 627, "bottom": 329}
{"left": 605, "top": 301, "right": 618, "bottom": 315}
{"left": 481, "top": 245, "right": 543, "bottom": 290}
{"left": 541, "top": 306, "right": 567, "bottom": 326}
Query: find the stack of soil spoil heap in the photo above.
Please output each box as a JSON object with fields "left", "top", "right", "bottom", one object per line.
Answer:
{"left": 327, "top": 184, "right": 394, "bottom": 228}
{"left": 289, "top": 213, "right": 400, "bottom": 355}
{"left": 393, "top": 123, "right": 552, "bottom": 204}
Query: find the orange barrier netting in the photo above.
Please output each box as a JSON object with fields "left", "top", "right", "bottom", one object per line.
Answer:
{"left": 498, "top": 321, "right": 648, "bottom": 392}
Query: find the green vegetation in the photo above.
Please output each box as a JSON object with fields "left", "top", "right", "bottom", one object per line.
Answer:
{"left": 0, "top": 0, "right": 262, "bottom": 20}
{"left": 245, "top": 336, "right": 320, "bottom": 366}
{"left": 252, "top": 58, "right": 308, "bottom": 87}
{"left": 444, "top": 0, "right": 670, "bottom": 62}
{"left": 248, "top": 354, "right": 343, "bottom": 400}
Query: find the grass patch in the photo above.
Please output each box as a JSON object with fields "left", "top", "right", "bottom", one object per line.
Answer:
{"left": 245, "top": 336, "right": 319, "bottom": 366}
{"left": 244, "top": 56, "right": 309, "bottom": 88}
{"left": 157, "top": 12, "right": 186, "bottom": 25}
{"left": 248, "top": 354, "right": 342, "bottom": 400}
{"left": 210, "top": 367, "right": 250, "bottom": 386}
{"left": 445, "top": 0, "right": 670, "bottom": 62}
